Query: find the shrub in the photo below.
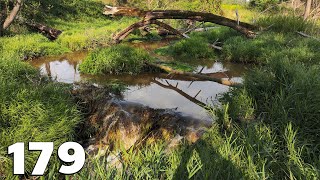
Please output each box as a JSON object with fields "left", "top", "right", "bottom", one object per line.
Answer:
{"left": 79, "top": 45, "right": 153, "bottom": 75}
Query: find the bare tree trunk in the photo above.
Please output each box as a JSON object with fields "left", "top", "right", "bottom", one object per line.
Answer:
{"left": 3, "top": 0, "right": 23, "bottom": 30}
{"left": 0, "top": 0, "right": 23, "bottom": 36}
{"left": 0, "top": 1, "right": 8, "bottom": 36}
{"left": 304, "top": 0, "right": 313, "bottom": 20}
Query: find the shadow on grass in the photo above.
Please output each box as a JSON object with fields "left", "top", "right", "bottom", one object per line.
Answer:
{"left": 173, "top": 138, "right": 244, "bottom": 179}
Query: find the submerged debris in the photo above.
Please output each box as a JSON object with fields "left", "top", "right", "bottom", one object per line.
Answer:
{"left": 73, "top": 84, "right": 212, "bottom": 155}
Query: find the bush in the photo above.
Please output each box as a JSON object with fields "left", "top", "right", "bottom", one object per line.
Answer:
{"left": 79, "top": 45, "right": 153, "bottom": 75}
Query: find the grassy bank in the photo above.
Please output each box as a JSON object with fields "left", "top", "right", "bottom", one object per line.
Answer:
{"left": 0, "top": 57, "right": 82, "bottom": 176}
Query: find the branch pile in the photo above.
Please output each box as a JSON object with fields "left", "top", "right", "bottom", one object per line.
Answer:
{"left": 104, "top": 6, "right": 257, "bottom": 43}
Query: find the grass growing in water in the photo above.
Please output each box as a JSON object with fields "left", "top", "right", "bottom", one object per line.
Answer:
{"left": 80, "top": 45, "right": 153, "bottom": 75}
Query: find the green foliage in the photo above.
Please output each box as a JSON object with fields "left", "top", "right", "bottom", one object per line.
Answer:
{"left": 159, "top": 61, "right": 195, "bottom": 72}
{"left": 249, "top": 0, "right": 279, "bottom": 11}
{"left": 156, "top": 37, "right": 216, "bottom": 59}
{"left": 245, "top": 61, "right": 320, "bottom": 141}
{"left": 220, "top": 89, "right": 255, "bottom": 122}
{"left": 80, "top": 45, "right": 153, "bottom": 75}
{"left": 222, "top": 32, "right": 320, "bottom": 64}
{"left": 23, "top": 0, "right": 105, "bottom": 22}
{"left": 0, "top": 34, "right": 68, "bottom": 59}
{"left": 257, "top": 15, "right": 319, "bottom": 35}
{"left": 215, "top": 60, "right": 320, "bottom": 179}
{"left": 0, "top": 58, "right": 82, "bottom": 175}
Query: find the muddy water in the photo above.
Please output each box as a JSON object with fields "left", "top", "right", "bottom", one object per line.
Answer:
{"left": 30, "top": 41, "right": 249, "bottom": 121}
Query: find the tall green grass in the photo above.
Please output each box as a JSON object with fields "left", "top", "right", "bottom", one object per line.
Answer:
{"left": 222, "top": 32, "right": 320, "bottom": 64}
{"left": 155, "top": 36, "right": 216, "bottom": 59}
{"left": 0, "top": 58, "right": 82, "bottom": 175}
{"left": 257, "top": 15, "right": 320, "bottom": 36}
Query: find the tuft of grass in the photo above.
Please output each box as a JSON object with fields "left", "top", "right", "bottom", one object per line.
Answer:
{"left": 155, "top": 37, "right": 216, "bottom": 59}
{"left": 79, "top": 45, "right": 153, "bottom": 75}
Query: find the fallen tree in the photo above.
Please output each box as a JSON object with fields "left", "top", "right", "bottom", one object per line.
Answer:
{"left": 0, "top": 0, "right": 62, "bottom": 40}
{"left": 146, "top": 62, "right": 242, "bottom": 87}
{"left": 104, "top": 6, "right": 257, "bottom": 43}
{"left": 24, "top": 21, "right": 62, "bottom": 40}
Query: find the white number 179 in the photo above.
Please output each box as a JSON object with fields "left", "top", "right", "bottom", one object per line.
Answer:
{"left": 8, "top": 142, "right": 85, "bottom": 175}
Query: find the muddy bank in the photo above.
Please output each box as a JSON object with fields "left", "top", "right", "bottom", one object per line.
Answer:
{"left": 73, "top": 85, "right": 212, "bottom": 154}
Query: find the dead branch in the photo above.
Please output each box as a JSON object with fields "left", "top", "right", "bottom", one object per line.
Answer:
{"left": 113, "top": 19, "right": 185, "bottom": 43}
{"left": 296, "top": 31, "right": 320, "bottom": 41}
{"left": 25, "top": 21, "right": 62, "bottom": 40}
{"left": 152, "top": 79, "right": 207, "bottom": 108}
{"left": 104, "top": 6, "right": 257, "bottom": 39}
{"left": 13, "top": 17, "right": 62, "bottom": 40}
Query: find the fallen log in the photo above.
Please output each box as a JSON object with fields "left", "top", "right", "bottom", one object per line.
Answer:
{"left": 15, "top": 17, "right": 62, "bottom": 40}
{"left": 25, "top": 21, "right": 62, "bottom": 40}
{"left": 146, "top": 62, "right": 242, "bottom": 87}
{"left": 104, "top": 6, "right": 256, "bottom": 39}
{"left": 113, "top": 19, "right": 185, "bottom": 43}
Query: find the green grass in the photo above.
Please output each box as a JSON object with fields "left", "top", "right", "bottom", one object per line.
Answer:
{"left": 79, "top": 45, "right": 153, "bottom": 75}
{"left": 257, "top": 15, "right": 320, "bottom": 36}
{"left": 155, "top": 37, "right": 216, "bottom": 59}
{"left": 222, "top": 32, "right": 320, "bottom": 64}
{"left": 0, "top": 58, "right": 82, "bottom": 176}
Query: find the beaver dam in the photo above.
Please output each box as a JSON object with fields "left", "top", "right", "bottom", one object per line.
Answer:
{"left": 30, "top": 40, "right": 249, "bottom": 122}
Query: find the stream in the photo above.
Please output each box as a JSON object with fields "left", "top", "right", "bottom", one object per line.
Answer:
{"left": 30, "top": 40, "right": 249, "bottom": 121}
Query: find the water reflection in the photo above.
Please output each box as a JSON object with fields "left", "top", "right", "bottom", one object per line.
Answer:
{"left": 30, "top": 45, "right": 248, "bottom": 121}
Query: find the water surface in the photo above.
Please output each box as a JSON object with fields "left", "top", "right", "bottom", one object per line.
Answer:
{"left": 30, "top": 41, "right": 249, "bottom": 120}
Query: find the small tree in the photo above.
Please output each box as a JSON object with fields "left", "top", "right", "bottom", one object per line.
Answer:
{"left": 0, "top": 0, "right": 23, "bottom": 36}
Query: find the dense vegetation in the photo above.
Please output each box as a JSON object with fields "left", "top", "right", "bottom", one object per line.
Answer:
{"left": 0, "top": 0, "right": 320, "bottom": 179}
